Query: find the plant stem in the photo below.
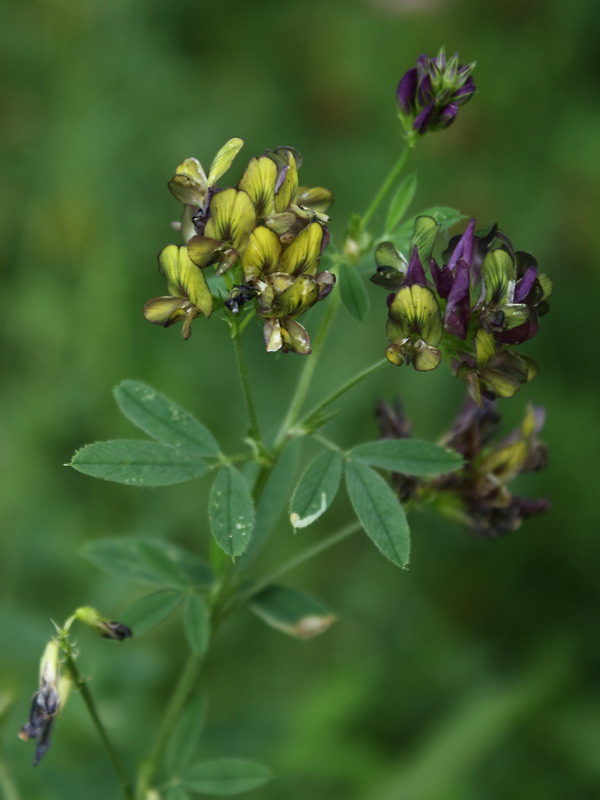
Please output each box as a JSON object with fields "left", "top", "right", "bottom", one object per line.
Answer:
{"left": 276, "top": 288, "right": 341, "bottom": 442}
{"left": 251, "top": 289, "right": 342, "bottom": 500}
{"left": 235, "top": 520, "right": 361, "bottom": 607}
{"left": 298, "top": 357, "right": 388, "bottom": 431}
{"left": 136, "top": 653, "right": 203, "bottom": 798}
{"left": 361, "top": 139, "right": 415, "bottom": 230}
{"left": 231, "top": 320, "right": 263, "bottom": 451}
{"left": 0, "top": 758, "right": 21, "bottom": 800}
{"left": 65, "top": 655, "right": 134, "bottom": 800}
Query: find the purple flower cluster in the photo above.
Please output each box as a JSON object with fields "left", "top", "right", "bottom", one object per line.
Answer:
{"left": 377, "top": 398, "right": 550, "bottom": 539}
{"left": 372, "top": 217, "right": 552, "bottom": 403}
{"left": 397, "top": 49, "right": 476, "bottom": 136}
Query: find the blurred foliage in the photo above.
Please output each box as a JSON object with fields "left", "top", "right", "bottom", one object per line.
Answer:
{"left": 1, "top": 0, "right": 599, "bottom": 797}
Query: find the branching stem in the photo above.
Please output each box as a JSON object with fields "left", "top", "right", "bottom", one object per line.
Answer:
{"left": 64, "top": 655, "right": 134, "bottom": 800}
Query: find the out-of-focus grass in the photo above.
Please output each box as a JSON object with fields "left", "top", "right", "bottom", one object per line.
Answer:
{"left": 1, "top": 0, "right": 599, "bottom": 797}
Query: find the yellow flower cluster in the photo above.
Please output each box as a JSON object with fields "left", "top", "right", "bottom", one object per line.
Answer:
{"left": 144, "top": 139, "right": 335, "bottom": 353}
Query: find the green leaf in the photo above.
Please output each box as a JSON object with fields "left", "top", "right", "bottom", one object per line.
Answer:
{"left": 289, "top": 450, "right": 344, "bottom": 529}
{"left": 241, "top": 440, "right": 300, "bottom": 567}
{"left": 183, "top": 759, "right": 272, "bottom": 795}
{"left": 250, "top": 584, "right": 336, "bottom": 640}
{"left": 385, "top": 172, "right": 417, "bottom": 233}
{"left": 136, "top": 541, "right": 190, "bottom": 588}
{"left": 345, "top": 460, "right": 410, "bottom": 567}
{"left": 80, "top": 537, "right": 197, "bottom": 588}
{"left": 166, "top": 788, "right": 191, "bottom": 800}
{"left": 339, "top": 264, "right": 370, "bottom": 322}
{"left": 165, "top": 694, "right": 208, "bottom": 777}
{"left": 350, "top": 439, "right": 463, "bottom": 476}
{"left": 69, "top": 440, "right": 208, "bottom": 487}
{"left": 419, "top": 205, "right": 466, "bottom": 232}
{"left": 209, "top": 466, "right": 255, "bottom": 558}
{"left": 114, "top": 380, "right": 220, "bottom": 458}
{"left": 183, "top": 594, "right": 210, "bottom": 656}
{"left": 122, "top": 590, "right": 183, "bottom": 635}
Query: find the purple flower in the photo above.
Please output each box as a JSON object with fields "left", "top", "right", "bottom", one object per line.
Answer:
{"left": 378, "top": 398, "right": 550, "bottom": 539}
{"left": 397, "top": 49, "right": 476, "bottom": 136}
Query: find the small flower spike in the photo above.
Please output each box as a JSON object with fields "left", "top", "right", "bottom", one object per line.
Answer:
{"left": 397, "top": 48, "right": 476, "bottom": 136}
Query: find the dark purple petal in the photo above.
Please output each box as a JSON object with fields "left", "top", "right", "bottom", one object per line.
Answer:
{"left": 430, "top": 258, "right": 453, "bottom": 299}
{"left": 454, "top": 76, "right": 476, "bottom": 103}
{"left": 413, "top": 101, "right": 435, "bottom": 133}
{"left": 416, "top": 74, "right": 433, "bottom": 107}
{"left": 514, "top": 265, "right": 538, "bottom": 303}
{"left": 405, "top": 246, "right": 427, "bottom": 286}
{"left": 438, "top": 102, "right": 459, "bottom": 128}
{"left": 515, "top": 496, "right": 551, "bottom": 518}
{"left": 443, "top": 261, "right": 471, "bottom": 338}
{"left": 396, "top": 67, "right": 418, "bottom": 112}
{"left": 494, "top": 318, "right": 539, "bottom": 344}
{"left": 319, "top": 225, "right": 331, "bottom": 256}
{"left": 274, "top": 163, "right": 288, "bottom": 193}
{"left": 446, "top": 218, "right": 476, "bottom": 272}
{"left": 416, "top": 54, "right": 430, "bottom": 75}
{"left": 376, "top": 399, "right": 413, "bottom": 440}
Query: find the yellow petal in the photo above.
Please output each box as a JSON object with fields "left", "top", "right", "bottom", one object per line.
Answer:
{"left": 273, "top": 275, "right": 319, "bottom": 318}
{"left": 187, "top": 236, "right": 225, "bottom": 268}
{"left": 412, "top": 341, "right": 442, "bottom": 371}
{"left": 296, "top": 186, "right": 333, "bottom": 213}
{"left": 274, "top": 151, "right": 299, "bottom": 213}
{"left": 205, "top": 189, "right": 256, "bottom": 250}
{"left": 482, "top": 249, "right": 514, "bottom": 306}
{"left": 207, "top": 138, "right": 244, "bottom": 186}
{"left": 387, "top": 285, "right": 442, "bottom": 345}
{"left": 242, "top": 226, "right": 282, "bottom": 281}
{"left": 168, "top": 158, "right": 208, "bottom": 206}
{"left": 264, "top": 318, "right": 283, "bottom": 352}
{"left": 157, "top": 245, "right": 213, "bottom": 317}
{"left": 279, "top": 221, "right": 324, "bottom": 275}
{"left": 474, "top": 328, "right": 495, "bottom": 366}
{"left": 143, "top": 296, "right": 187, "bottom": 326}
{"left": 238, "top": 157, "right": 277, "bottom": 218}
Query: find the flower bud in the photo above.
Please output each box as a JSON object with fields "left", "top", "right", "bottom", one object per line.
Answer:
{"left": 397, "top": 48, "right": 476, "bottom": 136}
{"left": 74, "top": 606, "right": 133, "bottom": 641}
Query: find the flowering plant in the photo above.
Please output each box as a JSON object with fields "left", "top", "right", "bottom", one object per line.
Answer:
{"left": 19, "top": 49, "right": 551, "bottom": 800}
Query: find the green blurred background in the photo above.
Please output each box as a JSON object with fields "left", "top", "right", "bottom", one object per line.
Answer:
{"left": 1, "top": 0, "right": 599, "bottom": 797}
